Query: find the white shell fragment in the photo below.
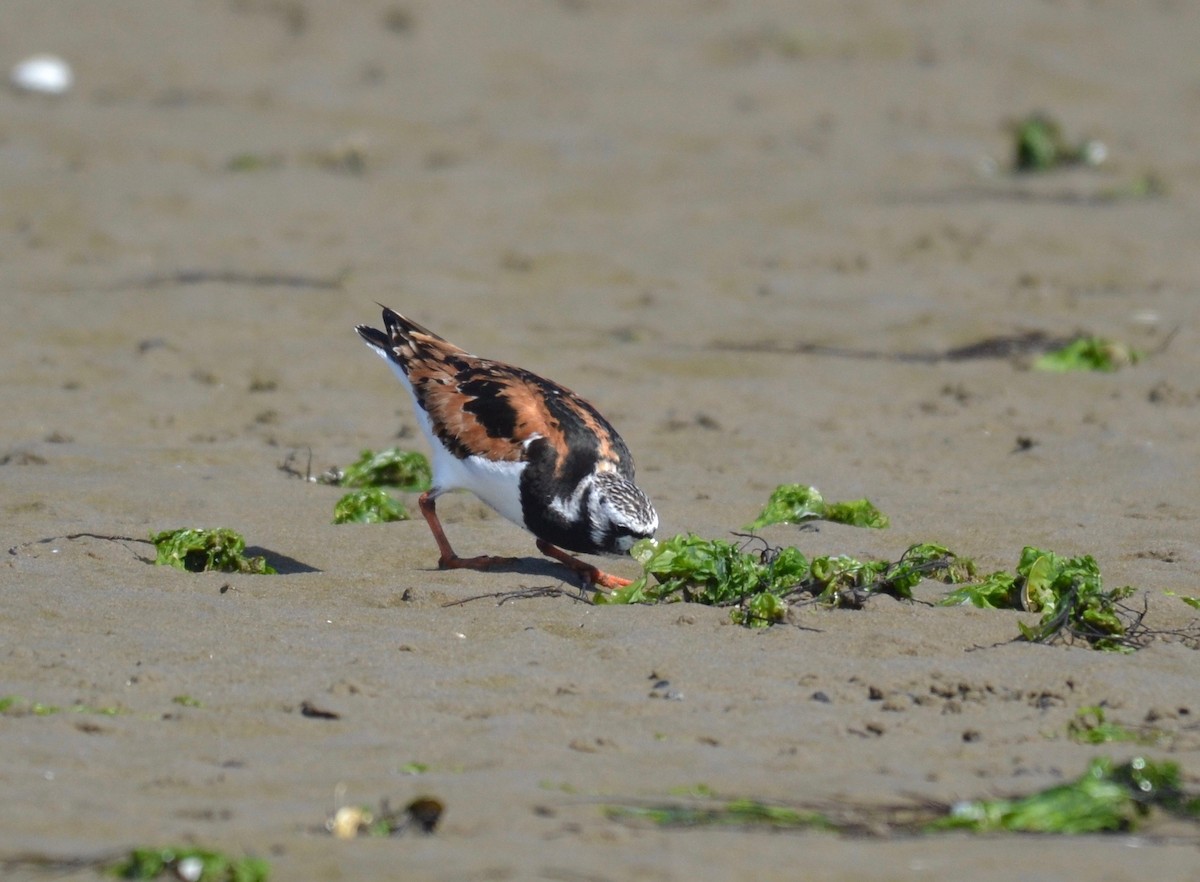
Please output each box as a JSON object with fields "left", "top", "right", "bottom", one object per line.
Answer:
{"left": 174, "top": 856, "right": 204, "bottom": 882}
{"left": 10, "top": 54, "right": 73, "bottom": 95}
{"left": 327, "top": 805, "right": 372, "bottom": 839}
{"left": 1081, "top": 139, "right": 1108, "bottom": 167}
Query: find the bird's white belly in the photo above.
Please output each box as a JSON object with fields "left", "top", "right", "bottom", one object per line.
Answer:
{"left": 435, "top": 448, "right": 527, "bottom": 527}
{"left": 383, "top": 358, "right": 528, "bottom": 529}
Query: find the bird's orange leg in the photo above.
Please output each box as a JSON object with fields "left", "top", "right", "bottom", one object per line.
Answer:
{"left": 418, "top": 492, "right": 517, "bottom": 571}
{"left": 535, "top": 539, "right": 634, "bottom": 590}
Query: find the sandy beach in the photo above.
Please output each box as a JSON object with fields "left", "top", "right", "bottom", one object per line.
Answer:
{"left": 3, "top": 2, "right": 1199, "bottom": 879}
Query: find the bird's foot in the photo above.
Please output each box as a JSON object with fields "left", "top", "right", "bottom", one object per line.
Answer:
{"left": 589, "top": 569, "right": 634, "bottom": 590}
{"left": 535, "top": 539, "right": 635, "bottom": 591}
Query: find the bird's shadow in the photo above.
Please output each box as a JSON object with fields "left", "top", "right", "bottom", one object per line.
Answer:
{"left": 246, "top": 546, "right": 322, "bottom": 575}
{"left": 246, "top": 545, "right": 618, "bottom": 587}
{"left": 422, "top": 555, "right": 599, "bottom": 590}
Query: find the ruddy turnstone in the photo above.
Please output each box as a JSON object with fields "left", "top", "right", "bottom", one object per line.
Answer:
{"left": 356, "top": 306, "right": 658, "bottom": 589}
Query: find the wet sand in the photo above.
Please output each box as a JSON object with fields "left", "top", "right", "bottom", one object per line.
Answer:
{"left": 3, "top": 2, "right": 1199, "bottom": 879}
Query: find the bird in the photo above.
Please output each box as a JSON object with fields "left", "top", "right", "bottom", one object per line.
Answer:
{"left": 355, "top": 306, "right": 658, "bottom": 589}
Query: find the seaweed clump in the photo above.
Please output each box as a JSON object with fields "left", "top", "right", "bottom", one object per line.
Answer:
{"left": 151, "top": 528, "right": 275, "bottom": 575}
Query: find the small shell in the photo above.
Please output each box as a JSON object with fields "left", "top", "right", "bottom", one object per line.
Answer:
{"left": 1081, "top": 139, "right": 1108, "bottom": 167}
{"left": 1016, "top": 578, "right": 1035, "bottom": 612}
{"left": 10, "top": 54, "right": 73, "bottom": 95}
{"left": 174, "top": 856, "right": 204, "bottom": 882}
{"left": 327, "top": 805, "right": 371, "bottom": 839}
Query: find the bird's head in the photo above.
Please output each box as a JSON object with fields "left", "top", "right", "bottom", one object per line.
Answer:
{"left": 589, "top": 471, "right": 658, "bottom": 554}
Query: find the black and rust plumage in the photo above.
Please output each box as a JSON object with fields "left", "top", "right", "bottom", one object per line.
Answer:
{"left": 356, "top": 306, "right": 657, "bottom": 588}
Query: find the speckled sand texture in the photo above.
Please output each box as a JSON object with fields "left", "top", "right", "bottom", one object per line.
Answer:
{"left": 3, "top": 2, "right": 1200, "bottom": 879}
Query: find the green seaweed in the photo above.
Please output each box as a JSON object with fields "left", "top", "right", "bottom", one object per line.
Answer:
{"left": 332, "top": 488, "right": 410, "bottom": 524}
{"left": 600, "top": 535, "right": 971, "bottom": 626}
{"left": 940, "top": 570, "right": 1018, "bottom": 609}
{"left": 1012, "top": 112, "right": 1105, "bottom": 172}
{"left": 804, "top": 543, "right": 972, "bottom": 605}
{"left": 1014, "top": 548, "right": 1135, "bottom": 650}
{"left": 607, "top": 757, "right": 1200, "bottom": 838}
{"left": 940, "top": 546, "right": 1137, "bottom": 651}
{"left": 1033, "top": 337, "right": 1141, "bottom": 372}
{"left": 1067, "top": 706, "right": 1162, "bottom": 746}
{"left": 931, "top": 757, "right": 1197, "bottom": 834}
{"left": 822, "top": 499, "right": 889, "bottom": 528}
{"left": 338, "top": 448, "right": 431, "bottom": 491}
{"left": 0, "top": 696, "right": 123, "bottom": 717}
{"left": 1166, "top": 591, "right": 1200, "bottom": 611}
{"left": 598, "top": 534, "right": 806, "bottom": 626}
{"left": 151, "top": 528, "right": 276, "bottom": 575}
{"left": 109, "top": 847, "right": 268, "bottom": 881}
{"left": 746, "top": 484, "right": 888, "bottom": 530}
